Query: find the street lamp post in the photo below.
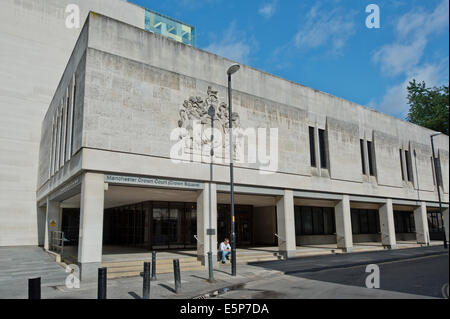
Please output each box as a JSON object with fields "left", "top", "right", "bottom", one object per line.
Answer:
{"left": 207, "top": 105, "right": 215, "bottom": 282}
{"left": 227, "top": 64, "right": 240, "bottom": 276}
{"left": 431, "top": 132, "right": 448, "bottom": 249}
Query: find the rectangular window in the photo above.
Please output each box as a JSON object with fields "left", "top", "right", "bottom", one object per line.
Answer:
{"left": 312, "top": 207, "right": 324, "bottom": 235}
{"left": 351, "top": 209, "right": 380, "bottom": 234}
{"left": 60, "top": 101, "right": 66, "bottom": 167}
{"left": 302, "top": 207, "right": 313, "bottom": 235}
{"left": 295, "top": 206, "right": 336, "bottom": 235}
{"left": 400, "top": 149, "right": 405, "bottom": 181}
{"left": 50, "top": 119, "right": 56, "bottom": 176}
{"left": 431, "top": 157, "right": 436, "bottom": 185}
{"left": 360, "top": 139, "right": 366, "bottom": 174}
{"left": 318, "top": 129, "right": 327, "bottom": 169}
{"left": 64, "top": 90, "right": 70, "bottom": 163}
{"left": 360, "top": 211, "right": 369, "bottom": 234}
{"left": 309, "top": 126, "right": 316, "bottom": 167}
{"left": 55, "top": 110, "right": 61, "bottom": 172}
{"left": 367, "top": 141, "right": 375, "bottom": 176}
{"left": 351, "top": 211, "right": 360, "bottom": 234}
{"left": 434, "top": 157, "right": 443, "bottom": 187}
{"left": 294, "top": 206, "right": 302, "bottom": 236}
{"left": 394, "top": 211, "right": 415, "bottom": 233}
{"left": 70, "top": 81, "right": 76, "bottom": 155}
{"left": 323, "top": 208, "right": 335, "bottom": 235}
{"left": 59, "top": 103, "right": 65, "bottom": 168}
{"left": 405, "top": 150, "right": 413, "bottom": 182}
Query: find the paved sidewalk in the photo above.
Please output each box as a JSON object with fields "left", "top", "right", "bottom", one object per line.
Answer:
{"left": 23, "top": 264, "right": 283, "bottom": 299}
{"left": 0, "top": 246, "right": 68, "bottom": 298}
{"left": 0, "top": 245, "right": 447, "bottom": 299}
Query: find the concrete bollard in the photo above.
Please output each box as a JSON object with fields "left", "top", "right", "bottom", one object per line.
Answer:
{"left": 98, "top": 267, "right": 107, "bottom": 299}
{"left": 28, "top": 277, "right": 41, "bottom": 299}
{"left": 151, "top": 251, "right": 157, "bottom": 281}
{"left": 173, "top": 259, "right": 181, "bottom": 293}
{"left": 142, "top": 262, "right": 151, "bottom": 299}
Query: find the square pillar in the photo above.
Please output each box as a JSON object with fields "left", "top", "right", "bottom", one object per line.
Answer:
{"left": 196, "top": 183, "right": 217, "bottom": 266}
{"left": 44, "top": 199, "right": 60, "bottom": 251}
{"left": 379, "top": 199, "right": 397, "bottom": 249}
{"left": 78, "top": 172, "right": 105, "bottom": 281}
{"left": 443, "top": 208, "right": 449, "bottom": 243}
{"left": 276, "top": 190, "right": 296, "bottom": 258}
{"left": 335, "top": 195, "right": 353, "bottom": 252}
{"left": 413, "top": 202, "right": 430, "bottom": 245}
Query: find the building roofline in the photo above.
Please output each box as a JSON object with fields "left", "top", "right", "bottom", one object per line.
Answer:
{"left": 82, "top": 12, "right": 450, "bottom": 138}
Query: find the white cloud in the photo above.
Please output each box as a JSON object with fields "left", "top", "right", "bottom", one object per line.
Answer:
{"left": 373, "top": 0, "right": 449, "bottom": 117}
{"left": 373, "top": 38, "right": 427, "bottom": 76}
{"left": 203, "top": 22, "right": 256, "bottom": 64}
{"left": 258, "top": 1, "right": 278, "bottom": 19}
{"left": 396, "top": 0, "right": 449, "bottom": 40}
{"left": 378, "top": 61, "right": 449, "bottom": 118}
{"left": 294, "top": 4, "right": 357, "bottom": 54}
{"left": 374, "top": 0, "right": 449, "bottom": 77}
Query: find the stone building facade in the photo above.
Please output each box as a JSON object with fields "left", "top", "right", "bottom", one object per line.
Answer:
{"left": 36, "top": 13, "right": 449, "bottom": 279}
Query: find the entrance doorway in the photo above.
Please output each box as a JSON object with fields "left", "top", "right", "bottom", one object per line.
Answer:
{"left": 61, "top": 208, "right": 80, "bottom": 246}
{"left": 103, "top": 201, "right": 197, "bottom": 250}
{"left": 217, "top": 204, "right": 253, "bottom": 246}
{"left": 427, "top": 211, "right": 444, "bottom": 241}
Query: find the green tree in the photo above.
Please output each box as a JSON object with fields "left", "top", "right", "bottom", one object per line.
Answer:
{"left": 406, "top": 79, "right": 449, "bottom": 135}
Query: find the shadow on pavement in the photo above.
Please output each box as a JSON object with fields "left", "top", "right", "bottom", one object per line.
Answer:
{"left": 245, "top": 247, "right": 449, "bottom": 298}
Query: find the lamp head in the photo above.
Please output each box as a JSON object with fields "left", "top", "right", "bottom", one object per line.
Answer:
{"left": 431, "top": 132, "right": 442, "bottom": 138}
{"left": 227, "top": 64, "right": 240, "bottom": 76}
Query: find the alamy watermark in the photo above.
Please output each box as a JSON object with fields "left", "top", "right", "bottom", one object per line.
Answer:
{"left": 170, "top": 124, "right": 279, "bottom": 174}
{"left": 65, "top": 4, "right": 80, "bottom": 29}
{"left": 365, "top": 4, "right": 380, "bottom": 29}
{"left": 365, "top": 264, "right": 380, "bottom": 289}
{"left": 65, "top": 264, "right": 80, "bottom": 289}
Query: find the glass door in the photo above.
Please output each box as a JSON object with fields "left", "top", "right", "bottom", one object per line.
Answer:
{"left": 236, "top": 207, "right": 252, "bottom": 246}
{"left": 168, "top": 203, "right": 184, "bottom": 248}
{"left": 184, "top": 203, "right": 197, "bottom": 248}
{"left": 152, "top": 203, "right": 169, "bottom": 249}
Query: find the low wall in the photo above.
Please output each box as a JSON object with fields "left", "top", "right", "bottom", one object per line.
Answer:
{"left": 296, "top": 235, "right": 337, "bottom": 245}
{"left": 395, "top": 233, "right": 416, "bottom": 241}
{"left": 352, "top": 234, "right": 381, "bottom": 243}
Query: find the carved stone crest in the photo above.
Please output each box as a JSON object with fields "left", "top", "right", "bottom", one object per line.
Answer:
{"left": 178, "top": 86, "right": 240, "bottom": 154}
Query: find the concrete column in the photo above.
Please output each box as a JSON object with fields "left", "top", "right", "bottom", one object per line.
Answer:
{"left": 78, "top": 172, "right": 105, "bottom": 281}
{"left": 443, "top": 208, "right": 449, "bottom": 243}
{"left": 44, "top": 199, "right": 60, "bottom": 250}
{"left": 379, "top": 199, "right": 397, "bottom": 249}
{"left": 196, "top": 183, "right": 217, "bottom": 266}
{"left": 276, "top": 190, "right": 296, "bottom": 258}
{"left": 335, "top": 195, "right": 353, "bottom": 252}
{"left": 413, "top": 202, "right": 430, "bottom": 245}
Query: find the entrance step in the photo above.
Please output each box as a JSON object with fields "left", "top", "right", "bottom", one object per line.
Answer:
{"left": 102, "top": 257, "right": 204, "bottom": 279}
{"left": 219, "top": 252, "right": 285, "bottom": 265}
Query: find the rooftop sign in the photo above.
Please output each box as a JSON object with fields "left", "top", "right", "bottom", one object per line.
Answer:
{"left": 144, "top": 9, "right": 195, "bottom": 46}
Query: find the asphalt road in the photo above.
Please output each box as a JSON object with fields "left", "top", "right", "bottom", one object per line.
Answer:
{"left": 216, "top": 252, "right": 449, "bottom": 299}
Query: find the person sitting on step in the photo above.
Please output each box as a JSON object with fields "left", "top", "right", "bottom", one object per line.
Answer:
{"left": 219, "top": 238, "right": 231, "bottom": 264}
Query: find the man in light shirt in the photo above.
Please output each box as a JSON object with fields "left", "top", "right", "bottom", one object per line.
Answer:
{"left": 219, "top": 238, "right": 231, "bottom": 264}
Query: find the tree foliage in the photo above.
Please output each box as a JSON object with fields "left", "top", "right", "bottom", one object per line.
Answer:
{"left": 406, "top": 79, "right": 449, "bottom": 135}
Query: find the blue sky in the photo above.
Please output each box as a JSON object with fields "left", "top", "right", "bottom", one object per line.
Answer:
{"left": 129, "top": 0, "right": 449, "bottom": 120}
